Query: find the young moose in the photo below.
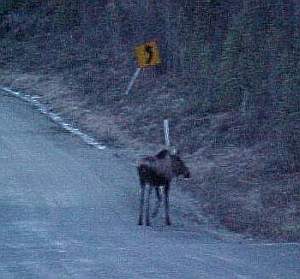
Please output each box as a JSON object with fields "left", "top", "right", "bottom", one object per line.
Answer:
{"left": 137, "top": 149, "right": 190, "bottom": 226}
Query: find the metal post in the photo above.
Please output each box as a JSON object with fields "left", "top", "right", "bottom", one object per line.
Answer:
{"left": 125, "top": 67, "right": 141, "bottom": 95}
{"left": 164, "top": 119, "right": 170, "bottom": 147}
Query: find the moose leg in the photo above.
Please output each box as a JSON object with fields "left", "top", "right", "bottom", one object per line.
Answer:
{"left": 145, "top": 186, "right": 153, "bottom": 226}
{"left": 152, "top": 187, "right": 162, "bottom": 218}
{"left": 164, "top": 183, "right": 171, "bottom": 225}
{"left": 138, "top": 182, "right": 145, "bottom": 225}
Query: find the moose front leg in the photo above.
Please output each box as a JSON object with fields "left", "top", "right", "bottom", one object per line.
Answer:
{"left": 145, "top": 186, "right": 153, "bottom": 226}
{"left": 138, "top": 182, "right": 145, "bottom": 225}
{"left": 152, "top": 187, "right": 162, "bottom": 218}
{"left": 164, "top": 183, "right": 171, "bottom": 225}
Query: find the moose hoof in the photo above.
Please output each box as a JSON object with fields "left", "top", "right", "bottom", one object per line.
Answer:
{"left": 166, "top": 220, "right": 171, "bottom": 226}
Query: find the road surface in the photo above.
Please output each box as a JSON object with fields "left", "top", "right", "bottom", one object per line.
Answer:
{"left": 0, "top": 89, "right": 299, "bottom": 278}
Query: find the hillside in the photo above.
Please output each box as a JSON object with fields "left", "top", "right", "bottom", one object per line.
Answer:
{"left": 0, "top": 0, "right": 299, "bottom": 241}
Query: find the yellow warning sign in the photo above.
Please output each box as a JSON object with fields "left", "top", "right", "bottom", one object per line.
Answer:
{"left": 135, "top": 41, "right": 161, "bottom": 68}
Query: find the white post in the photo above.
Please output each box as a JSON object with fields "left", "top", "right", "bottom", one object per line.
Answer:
{"left": 164, "top": 119, "right": 170, "bottom": 147}
{"left": 125, "top": 67, "right": 141, "bottom": 95}
{"left": 241, "top": 91, "right": 248, "bottom": 114}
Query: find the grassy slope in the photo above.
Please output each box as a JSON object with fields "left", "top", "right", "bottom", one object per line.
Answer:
{"left": 0, "top": 1, "right": 299, "bottom": 241}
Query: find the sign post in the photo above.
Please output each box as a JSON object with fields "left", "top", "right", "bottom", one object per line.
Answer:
{"left": 164, "top": 119, "right": 170, "bottom": 147}
{"left": 125, "top": 67, "right": 141, "bottom": 95}
{"left": 125, "top": 41, "right": 161, "bottom": 95}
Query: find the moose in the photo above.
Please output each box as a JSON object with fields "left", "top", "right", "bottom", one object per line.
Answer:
{"left": 137, "top": 149, "right": 190, "bottom": 226}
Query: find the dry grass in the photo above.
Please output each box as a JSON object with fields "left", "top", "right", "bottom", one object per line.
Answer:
{"left": 1, "top": 67, "right": 299, "bottom": 241}
{"left": 1, "top": 25, "right": 299, "bottom": 241}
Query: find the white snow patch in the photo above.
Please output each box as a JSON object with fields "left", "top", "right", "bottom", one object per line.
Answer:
{"left": 1, "top": 87, "right": 106, "bottom": 150}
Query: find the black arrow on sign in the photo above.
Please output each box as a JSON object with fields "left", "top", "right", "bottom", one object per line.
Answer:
{"left": 144, "top": 45, "right": 154, "bottom": 65}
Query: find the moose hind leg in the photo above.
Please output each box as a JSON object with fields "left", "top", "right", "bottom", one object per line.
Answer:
{"left": 145, "top": 186, "right": 153, "bottom": 226}
{"left": 164, "top": 183, "right": 171, "bottom": 225}
{"left": 152, "top": 187, "right": 162, "bottom": 218}
{"left": 138, "top": 182, "right": 145, "bottom": 225}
